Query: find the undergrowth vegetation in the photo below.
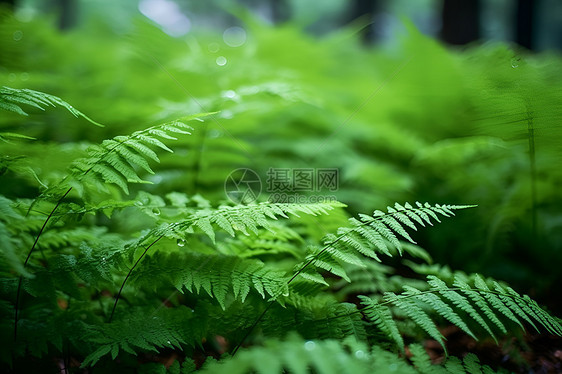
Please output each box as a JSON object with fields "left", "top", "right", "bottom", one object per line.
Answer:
{"left": 1, "top": 6, "right": 562, "bottom": 373}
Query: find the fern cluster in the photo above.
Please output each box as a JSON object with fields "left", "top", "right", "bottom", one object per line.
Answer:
{"left": 2, "top": 10, "right": 562, "bottom": 374}
{"left": 1, "top": 86, "right": 561, "bottom": 372}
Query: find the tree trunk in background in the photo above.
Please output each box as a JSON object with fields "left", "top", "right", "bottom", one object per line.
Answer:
{"left": 441, "top": 0, "right": 480, "bottom": 45}
{"left": 56, "top": 0, "right": 77, "bottom": 30}
{"left": 271, "top": 0, "right": 290, "bottom": 24}
{"left": 516, "top": 0, "right": 535, "bottom": 50}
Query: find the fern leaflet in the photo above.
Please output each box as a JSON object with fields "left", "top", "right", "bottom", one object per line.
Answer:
{"left": 0, "top": 85, "right": 102, "bottom": 126}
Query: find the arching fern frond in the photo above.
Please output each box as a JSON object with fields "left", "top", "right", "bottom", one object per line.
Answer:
{"left": 110, "top": 201, "right": 345, "bottom": 320}
{"left": 136, "top": 201, "right": 346, "bottom": 247}
{"left": 0, "top": 86, "right": 102, "bottom": 126}
{"left": 295, "top": 203, "right": 475, "bottom": 283}
{"left": 68, "top": 115, "right": 208, "bottom": 195}
{"left": 360, "top": 274, "right": 562, "bottom": 353}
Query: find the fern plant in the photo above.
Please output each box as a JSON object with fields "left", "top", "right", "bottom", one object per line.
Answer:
{"left": 2, "top": 9, "right": 562, "bottom": 373}
{"left": 1, "top": 85, "right": 561, "bottom": 373}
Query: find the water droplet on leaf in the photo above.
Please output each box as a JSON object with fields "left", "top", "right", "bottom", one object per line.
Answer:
{"left": 152, "top": 208, "right": 161, "bottom": 216}
{"left": 216, "top": 56, "right": 227, "bottom": 66}
{"left": 177, "top": 239, "right": 185, "bottom": 247}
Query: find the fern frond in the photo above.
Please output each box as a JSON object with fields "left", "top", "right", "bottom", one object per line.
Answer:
{"left": 199, "top": 334, "right": 418, "bottom": 374}
{"left": 0, "top": 132, "right": 36, "bottom": 143}
{"left": 0, "top": 196, "right": 32, "bottom": 277}
{"left": 295, "top": 203, "right": 475, "bottom": 283}
{"left": 0, "top": 86, "right": 102, "bottom": 126}
{"left": 130, "top": 252, "right": 289, "bottom": 309}
{"left": 359, "top": 295, "right": 405, "bottom": 351}
{"left": 111, "top": 201, "right": 345, "bottom": 320}
{"left": 409, "top": 343, "right": 499, "bottom": 374}
{"left": 141, "top": 201, "right": 346, "bottom": 246}
{"left": 201, "top": 334, "right": 496, "bottom": 374}
{"left": 68, "top": 116, "right": 206, "bottom": 195}
{"left": 361, "top": 274, "right": 562, "bottom": 352}
{"left": 82, "top": 306, "right": 201, "bottom": 367}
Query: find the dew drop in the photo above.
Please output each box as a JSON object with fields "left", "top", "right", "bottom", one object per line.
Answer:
{"left": 355, "top": 350, "right": 365, "bottom": 359}
{"left": 135, "top": 201, "right": 143, "bottom": 206}
{"left": 216, "top": 56, "right": 227, "bottom": 66}
{"left": 167, "top": 340, "right": 171, "bottom": 345}
{"left": 177, "top": 239, "right": 185, "bottom": 247}
{"left": 304, "top": 341, "right": 315, "bottom": 351}
{"left": 152, "top": 208, "right": 161, "bottom": 216}
{"left": 511, "top": 58, "right": 520, "bottom": 68}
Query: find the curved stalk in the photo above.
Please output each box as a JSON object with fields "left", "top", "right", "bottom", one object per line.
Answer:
{"left": 14, "top": 187, "right": 72, "bottom": 342}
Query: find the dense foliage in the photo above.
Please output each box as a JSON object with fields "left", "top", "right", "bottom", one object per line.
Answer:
{"left": 1, "top": 7, "right": 562, "bottom": 373}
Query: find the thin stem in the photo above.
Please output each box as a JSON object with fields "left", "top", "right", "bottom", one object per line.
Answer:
{"left": 231, "top": 302, "right": 275, "bottom": 356}
{"left": 14, "top": 187, "right": 72, "bottom": 343}
{"left": 108, "top": 232, "right": 167, "bottom": 322}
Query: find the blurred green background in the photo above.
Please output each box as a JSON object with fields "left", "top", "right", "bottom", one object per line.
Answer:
{"left": 1, "top": 0, "right": 561, "bottom": 312}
